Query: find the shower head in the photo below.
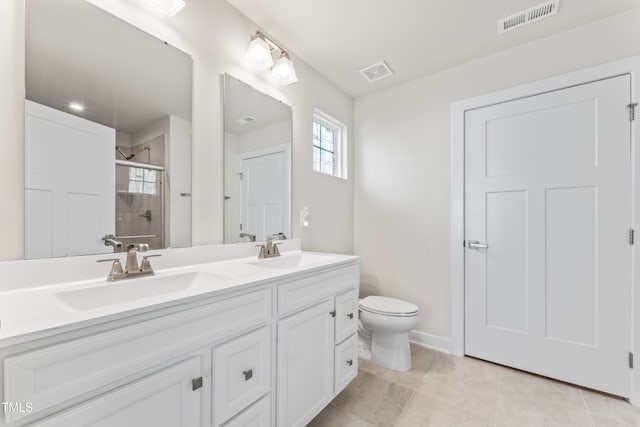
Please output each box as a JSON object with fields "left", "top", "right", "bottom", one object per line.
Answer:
{"left": 116, "top": 146, "right": 135, "bottom": 161}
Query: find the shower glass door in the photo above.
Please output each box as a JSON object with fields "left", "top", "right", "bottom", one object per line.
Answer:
{"left": 115, "top": 163, "right": 165, "bottom": 250}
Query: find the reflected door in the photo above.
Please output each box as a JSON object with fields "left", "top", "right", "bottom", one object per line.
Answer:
{"left": 241, "top": 151, "right": 286, "bottom": 241}
{"left": 24, "top": 100, "right": 115, "bottom": 259}
{"left": 464, "top": 75, "right": 631, "bottom": 396}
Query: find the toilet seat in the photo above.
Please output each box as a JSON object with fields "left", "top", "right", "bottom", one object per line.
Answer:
{"left": 359, "top": 296, "right": 418, "bottom": 317}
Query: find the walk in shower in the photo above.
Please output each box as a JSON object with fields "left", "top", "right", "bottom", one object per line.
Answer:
{"left": 114, "top": 136, "right": 165, "bottom": 250}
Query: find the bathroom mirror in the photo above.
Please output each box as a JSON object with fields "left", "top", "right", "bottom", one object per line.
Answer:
{"left": 223, "top": 75, "right": 292, "bottom": 243}
{"left": 24, "top": 0, "right": 193, "bottom": 259}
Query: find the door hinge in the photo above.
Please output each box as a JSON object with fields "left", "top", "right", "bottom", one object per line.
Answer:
{"left": 240, "top": 223, "right": 243, "bottom": 231}
{"left": 192, "top": 376, "right": 203, "bottom": 391}
{"left": 463, "top": 240, "right": 466, "bottom": 248}
{"left": 630, "top": 352, "right": 634, "bottom": 369}
{"left": 628, "top": 103, "right": 638, "bottom": 121}
{"left": 630, "top": 229, "right": 635, "bottom": 245}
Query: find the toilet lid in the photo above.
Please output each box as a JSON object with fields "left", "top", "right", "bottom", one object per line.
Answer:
{"left": 359, "top": 296, "right": 418, "bottom": 316}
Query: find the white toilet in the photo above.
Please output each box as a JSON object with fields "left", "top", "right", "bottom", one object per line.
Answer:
{"left": 358, "top": 296, "right": 419, "bottom": 372}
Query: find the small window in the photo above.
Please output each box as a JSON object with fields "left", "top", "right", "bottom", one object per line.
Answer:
{"left": 313, "top": 111, "right": 347, "bottom": 179}
{"left": 128, "top": 167, "right": 158, "bottom": 195}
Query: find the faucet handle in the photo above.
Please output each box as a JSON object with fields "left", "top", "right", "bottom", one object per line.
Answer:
{"left": 97, "top": 258, "right": 124, "bottom": 280}
{"left": 255, "top": 244, "right": 267, "bottom": 259}
{"left": 140, "top": 254, "right": 160, "bottom": 273}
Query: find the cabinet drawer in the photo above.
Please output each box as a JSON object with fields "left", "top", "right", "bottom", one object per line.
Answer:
{"left": 4, "top": 288, "right": 271, "bottom": 423}
{"left": 335, "top": 289, "right": 358, "bottom": 344}
{"left": 278, "top": 264, "right": 359, "bottom": 315}
{"left": 213, "top": 326, "right": 271, "bottom": 426}
{"left": 222, "top": 395, "right": 270, "bottom": 427}
{"left": 334, "top": 334, "right": 358, "bottom": 395}
{"left": 31, "top": 357, "right": 201, "bottom": 427}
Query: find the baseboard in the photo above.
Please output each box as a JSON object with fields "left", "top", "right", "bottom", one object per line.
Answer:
{"left": 409, "top": 330, "right": 452, "bottom": 354}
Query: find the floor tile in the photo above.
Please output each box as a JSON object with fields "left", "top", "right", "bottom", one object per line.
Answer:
{"left": 310, "top": 344, "right": 640, "bottom": 427}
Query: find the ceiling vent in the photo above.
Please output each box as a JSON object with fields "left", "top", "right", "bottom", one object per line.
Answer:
{"left": 498, "top": 0, "right": 560, "bottom": 34}
{"left": 235, "top": 115, "right": 257, "bottom": 125}
{"left": 359, "top": 60, "right": 394, "bottom": 83}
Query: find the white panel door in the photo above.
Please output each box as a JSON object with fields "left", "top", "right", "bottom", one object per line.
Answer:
{"left": 465, "top": 75, "right": 632, "bottom": 397}
{"left": 241, "top": 151, "right": 286, "bottom": 241}
{"left": 25, "top": 100, "right": 115, "bottom": 258}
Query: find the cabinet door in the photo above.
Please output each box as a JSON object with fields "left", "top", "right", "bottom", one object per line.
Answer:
{"left": 32, "top": 358, "right": 202, "bottom": 427}
{"left": 334, "top": 334, "right": 358, "bottom": 395}
{"left": 277, "top": 300, "right": 334, "bottom": 427}
{"left": 213, "top": 326, "right": 271, "bottom": 426}
{"left": 335, "top": 289, "right": 358, "bottom": 344}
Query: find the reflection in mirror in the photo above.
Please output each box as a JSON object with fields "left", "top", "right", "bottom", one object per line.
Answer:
{"left": 24, "top": 0, "right": 193, "bottom": 259}
{"left": 223, "top": 75, "right": 292, "bottom": 244}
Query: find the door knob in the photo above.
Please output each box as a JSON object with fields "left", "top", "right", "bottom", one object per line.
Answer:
{"left": 467, "top": 240, "right": 488, "bottom": 250}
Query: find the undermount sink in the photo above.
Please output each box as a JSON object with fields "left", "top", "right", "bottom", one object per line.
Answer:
{"left": 55, "top": 271, "right": 225, "bottom": 311}
{"left": 248, "top": 253, "right": 337, "bottom": 269}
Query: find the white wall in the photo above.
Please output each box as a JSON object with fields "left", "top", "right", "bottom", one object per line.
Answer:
{"left": 239, "top": 119, "right": 291, "bottom": 154}
{"left": 354, "top": 9, "right": 640, "bottom": 342}
{"left": 0, "top": 0, "right": 354, "bottom": 261}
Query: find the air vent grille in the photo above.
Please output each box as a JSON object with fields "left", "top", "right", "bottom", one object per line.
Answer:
{"left": 359, "top": 60, "right": 394, "bottom": 83}
{"left": 498, "top": 0, "right": 559, "bottom": 34}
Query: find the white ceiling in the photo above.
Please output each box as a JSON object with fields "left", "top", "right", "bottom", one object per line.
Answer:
{"left": 26, "top": 0, "right": 192, "bottom": 135}
{"left": 224, "top": 76, "right": 291, "bottom": 135}
{"left": 226, "top": 0, "right": 640, "bottom": 97}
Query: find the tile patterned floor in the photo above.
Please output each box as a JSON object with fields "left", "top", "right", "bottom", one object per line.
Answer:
{"left": 308, "top": 344, "right": 640, "bottom": 427}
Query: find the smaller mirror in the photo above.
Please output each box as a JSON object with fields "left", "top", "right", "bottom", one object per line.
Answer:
{"left": 223, "top": 75, "right": 292, "bottom": 243}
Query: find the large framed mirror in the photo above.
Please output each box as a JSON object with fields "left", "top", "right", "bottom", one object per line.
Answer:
{"left": 223, "top": 75, "right": 292, "bottom": 244}
{"left": 25, "top": 0, "right": 193, "bottom": 259}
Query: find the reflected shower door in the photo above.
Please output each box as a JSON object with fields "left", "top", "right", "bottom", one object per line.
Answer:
{"left": 115, "top": 164, "right": 165, "bottom": 250}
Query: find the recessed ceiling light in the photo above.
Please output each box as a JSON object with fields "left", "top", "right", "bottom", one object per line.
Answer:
{"left": 235, "top": 116, "right": 257, "bottom": 125}
{"left": 69, "top": 102, "right": 85, "bottom": 112}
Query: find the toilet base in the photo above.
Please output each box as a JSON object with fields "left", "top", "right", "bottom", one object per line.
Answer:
{"left": 370, "top": 331, "right": 412, "bottom": 372}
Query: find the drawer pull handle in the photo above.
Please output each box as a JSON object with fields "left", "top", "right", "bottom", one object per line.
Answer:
{"left": 347, "top": 313, "right": 354, "bottom": 319}
{"left": 192, "top": 376, "right": 203, "bottom": 391}
{"left": 346, "top": 359, "right": 353, "bottom": 367}
{"left": 329, "top": 310, "right": 336, "bottom": 318}
{"left": 243, "top": 369, "right": 253, "bottom": 381}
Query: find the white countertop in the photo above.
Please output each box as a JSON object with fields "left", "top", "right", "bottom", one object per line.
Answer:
{"left": 0, "top": 246, "right": 358, "bottom": 348}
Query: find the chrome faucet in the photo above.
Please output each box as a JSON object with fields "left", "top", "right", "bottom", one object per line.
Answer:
{"left": 102, "top": 234, "right": 123, "bottom": 251}
{"left": 97, "top": 243, "right": 161, "bottom": 281}
{"left": 239, "top": 233, "right": 257, "bottom": 242}
{"left": 126, "top": 243, "right": 148, "bottom": 273}
{"left": 256, "top": 239, "right": 282, "bottom": 258}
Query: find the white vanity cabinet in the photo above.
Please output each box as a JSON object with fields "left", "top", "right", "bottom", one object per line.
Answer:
{"left": 0, "top": 254, "right": 360, "bottom": 427}
{"left": 276, "top": 265, "right": 360, "bottom": 427}
{"left": 1, "top": 287, "right": 273, "bottom": 427}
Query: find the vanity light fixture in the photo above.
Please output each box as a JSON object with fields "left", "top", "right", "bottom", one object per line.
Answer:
{"left": 69, "top": 102, "right": 85, "bottom": 112}
{"left": 148, "top": 0, "right": 186, "bottom": 16}
{"left": 246, "top": 32, "right": 275, "bottom": 70}
{"left": 273, "top": 51, "right": 298, "bottom": 86}
{"left": 245, "top": 31, "right": 298, "bottom": 86}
